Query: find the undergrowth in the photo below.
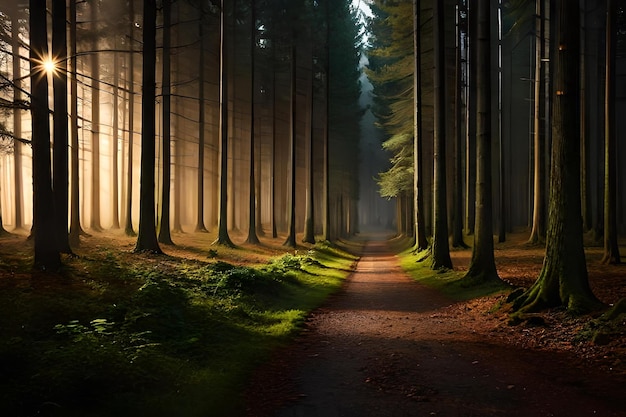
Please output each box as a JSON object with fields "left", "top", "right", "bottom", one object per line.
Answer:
{"left": 398, "top": 248, "right": 510, "bottom": 301}
{"left": 0, "top": 242, "right": 354, "bottom": 417}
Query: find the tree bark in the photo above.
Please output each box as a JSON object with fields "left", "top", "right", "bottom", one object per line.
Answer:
{"left": 90, "top": 1, "right": 102, "bottom": 232}
{"left": 134, "top": 0, "right": 162, "bottom": 254}
{"left": 30, "top": 0, "right": 61, "bottom": 270}
{"left": 283, "top": 42, "right": 297, "bottom": 248}
{"left": 247, "top": 0, "right": 260, "bottom": 245}
{"left": 322, "top": 0, "right": 331, "bottom": 242}
{"left": 158, "top": 0, "right": 174, "bottom": 245}
{"left": 124, "top": 0, "right": 136, "bottom": 237}
{"left": 528, "top": 0, "right": 546, "bottom": 245}
{"left": 302, "top": 47, "right": 316, "bottom": 244}
{"left": 431, "top": 0, "right": 452, "bottom": 270}
{"left": 196, "top": 11, "right": 209, "bottom": 233}
{"left": 12, "top": 8, "right": 24, "bottom": 231}
{"left": 463, "top": 0, "right": 502, "bottom": 285}
{"left": 52, "top": 0, "right": 71, "bottom": 253}
{"left": 601, "top": 0, "right": 620, "bottom": 264}
{"left": 214, "top": 0, "right": 234, "bottom": 247}
{"left": 452, "top": 1, "right": 468, "bottom": 249}
{"left": 413, "top": 0, "right": 429, "bottom": 251}
{"left": 513, "top": 0, "right": 601, "bottom": 314}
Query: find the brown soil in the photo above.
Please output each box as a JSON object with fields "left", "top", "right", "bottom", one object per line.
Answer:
{"left": 245, "top": 234, "right": 626, "bottom": 417}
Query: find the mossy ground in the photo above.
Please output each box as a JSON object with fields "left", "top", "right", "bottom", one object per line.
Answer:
{"left": 0, "top": 230, "right": 356, "bottom": 417}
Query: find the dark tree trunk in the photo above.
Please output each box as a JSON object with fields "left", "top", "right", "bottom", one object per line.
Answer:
{"left": 283, "top": 42, "right": 297, "bottom": 248}
{"left": 302, "top": 53, "right": 316, "bottom": 245}
{"left": 601, "top": 0, "right": 620, "bottom": 264}
{"left": 452, "top": 0, "right": 468, "bottom": 249}
{"left": 52, "top": 0, "right": 71, "bottom": 253}
{"left": 30, "top": 0, "right": 61, "bottom": 270}
{"left": 196, "top": 11, "right": 209, "bottom": 233}
{"left": 134, "top": 0, "right": 162, "bottom": 254}
{"left": 513, "top": 0, "right": 601, "bottom": 314}
{"left": 413, "top": 0, "right": 429, "bottom": 251}
{"left": 214, "top": 0, "right": 234, "bottom": 247}
{"left": 247, "top": 0, "right": 260, "bottom": 245}
{"left": 158, "top": 0, "right": 174, "bottom": 245}
{"left": 322, "top": 0, "right": 331, "bottom": 242}
{"left": 124, "top": 0, "right": 136, "bottom": 237}
{"left": 431, "top": 0, "right": 452, "bottom": 270}
{"left": 463, "top": 0, "right": 502, "bottom": 285}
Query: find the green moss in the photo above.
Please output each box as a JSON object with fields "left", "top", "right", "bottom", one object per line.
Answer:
{"left": 575, "top": 298, "right": 626, "bottom": 345}
{"left": 399, "top": 249, "right": 509, "bottom": 301}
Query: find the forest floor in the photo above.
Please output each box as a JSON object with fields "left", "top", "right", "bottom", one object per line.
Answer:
{"left": 245, "top": 232, "right": 626, "bottom": 417}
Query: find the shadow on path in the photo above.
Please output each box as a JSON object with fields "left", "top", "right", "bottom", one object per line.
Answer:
{"left": 245, "top": 236, "right": 626, "bottom": 417}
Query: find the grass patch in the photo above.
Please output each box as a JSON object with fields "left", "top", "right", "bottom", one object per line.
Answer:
{"left": 0, "top": 238, "right": 354, "bottom": 417}
{"left": 398, "top": 248, "right": 510, "bottom": 301}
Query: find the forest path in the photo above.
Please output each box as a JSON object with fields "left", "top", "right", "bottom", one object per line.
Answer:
{"left": 245, "top": 235, "right": 626, "bottom": 417}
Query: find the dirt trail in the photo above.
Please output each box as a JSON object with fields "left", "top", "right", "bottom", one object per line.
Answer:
{"left": 246, "top": 237, "right": 626, "bottom": 417}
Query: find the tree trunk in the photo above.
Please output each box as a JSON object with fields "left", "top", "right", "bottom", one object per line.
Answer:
{"left": 513, "top": 0, "right": 601, "bottom": 314}
{"left": 52, "top": 0, "right": 71, "bottom": 253}
{"left": 158, "top": 0, "right": 174, "bottom": 245}
{"left": 322, "top": 0, "right": 331, "bottom": 242}
{"left": 124, "top": 0, "right": 136, "bottom": 237}
{"left": 465, "top": 0, "right": 477, "bottom": 236}
{"left": 90, "top": 1, "right": 102, "bottom": 232}
{"left": 69, "top": 0, "right": 85, "bottom": 246}
{"left": 528, "top": 0, "right": 546, "bottom": 245}
{"left": 431, "top": 0, "right": 452, "bottom": 270}
{"left": 463, "top": 0, "right": 501, "bottom": 285}
{"left": 196, "top": 12, "right": 209, "bottom": 233}
{"left": 302, "top": 52, "right": 316, "bottom": 245}
{"left": 110, "top": 47, "right": 120, "bottom": 230}
{"left": 12, "top": 9, "right": 24, "bottom": 231}
{"left": 134, "top": 0, "right": 162, "bottom": 254}
{"left": 214, "top": 0, "right": 234, "bottom": 247}
{"left": 452, "top": 1, "right": 468, "bottom": 249}
{"left": 30, "top": 0, "right": 61, "bottom": 270}
{"left": 271, "top": 49, "right": 278, "bottom": 239}
{"left": 601, "top": 0, "right": 620, "bottom": 264}
{"left": 413, "top": 0, "right": 429, "bottom": 251}
{"left": 283, "top": 42, "right": 297, "bottom": 248}
{"left": 246, "top": 0, "right": 260, "bottom": 245}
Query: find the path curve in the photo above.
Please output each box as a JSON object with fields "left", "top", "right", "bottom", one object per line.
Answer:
{"left": 246, "top": 237, "right": 626, "bottom": 417}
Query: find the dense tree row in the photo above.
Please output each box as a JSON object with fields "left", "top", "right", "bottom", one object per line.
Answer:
{"left": 0, "top": 0, "right": 365, "bottom": 268}
{"left": 367, "top": 0, "right": 625, "bottom": 312}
